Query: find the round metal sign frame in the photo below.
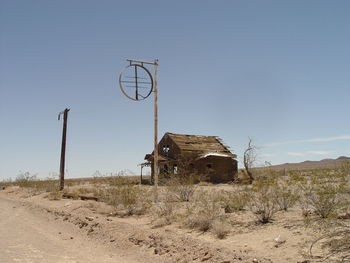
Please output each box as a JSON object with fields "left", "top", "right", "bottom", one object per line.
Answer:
{"left": 119, "top": 63, "right": 154, "bottom": 101}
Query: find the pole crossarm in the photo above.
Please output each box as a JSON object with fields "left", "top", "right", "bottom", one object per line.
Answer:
{"left": 127, "top": 59, "right": 158, "bottom": 66}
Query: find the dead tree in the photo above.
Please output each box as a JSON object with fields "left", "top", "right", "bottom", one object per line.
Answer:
{"left": 243, "top": 138, "right": 257, "bottom": 184}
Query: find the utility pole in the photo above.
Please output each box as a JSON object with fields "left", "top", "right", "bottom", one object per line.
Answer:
{"left": 153, "top": 59, "right": 159, "bottom": 187}
{"left": 119, "top": 59, "right": 159, "bottom": 187}
{"left": 58, "top": 108, "right": 70, "bottom": 190}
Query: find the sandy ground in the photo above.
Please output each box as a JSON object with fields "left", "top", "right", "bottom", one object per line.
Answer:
{"left": 0, "top": 194, "right": 164, "bottom": 263}
{"left": 0, "top": 186, "right": 328, "bottom": 263}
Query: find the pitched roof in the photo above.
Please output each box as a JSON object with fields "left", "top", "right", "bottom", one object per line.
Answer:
{"left": 165, "top": 133, "right": 236, "bottom": 158}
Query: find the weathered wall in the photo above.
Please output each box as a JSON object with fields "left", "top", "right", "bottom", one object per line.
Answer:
{"left": 195, "top": 156, "right": 238, "bottom": 183}
{"left": 158, "top": 134, "right": 181, "bottom": 160}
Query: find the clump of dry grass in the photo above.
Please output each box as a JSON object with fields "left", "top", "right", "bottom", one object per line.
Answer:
{"left": 165, "top": 174, "right": 198, "bottom": 202}
{"left": 211, "top": 220, "right": 230, "bottom": 239}
{"left": 151, "top": 197, "right": 176, "bottom": 227}
{"left": 184, "top": 190, "right": 223, "bottom": 232}
{"left": 216, "top": 189, "right": 250, "bottom": 213}
{"left": 99, "top": 181, "right": 151, "bottom": 216}
{"left": 14, "top": 172, "right": 60, "bottom": 194}
{"left": 47, "top": 190, "right": 63, "bottom": 200}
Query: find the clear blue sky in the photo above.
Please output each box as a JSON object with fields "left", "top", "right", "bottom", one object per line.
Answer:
{"left": 1, "top": 0, "right": 349, "bottom": 180}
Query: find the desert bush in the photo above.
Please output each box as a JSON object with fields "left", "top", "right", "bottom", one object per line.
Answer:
{"left": 273, "top": 180, "right": 299, "bottom": 211}
{"left": 35, "top": 173, "right": 60, "bottom": 193}
{"left": 323, "top": 227, "right": 350, "bottom": 262}
{"left": 14, "top": 172, "right": 60, "bottom": 194}
{"left": 184, "top": 191, "right": 223, "bottom": 231}
{"left": 297, "top": 170, "right": 346, "bottom": 219}
{"left": 292, "top": 174, "right": 313, "bottom": 217}
{"left": 248, "top": 181, "right": 277, "bottom": 224}
{"left": 340, "top": 160, "right": 350, "bottom": 176}
{"left": 77, "top": 187, "right": 93, "bottom": 194}
{"left": 166, "top": 174, "right": 198, "bottom": 202}
{"left": 107, "top": 171, "right": 133, "bottom": 186}
{"left": 308, "top": 207, "right": 350, "bottom": 261}
{"left": 216, "top": 189, "right": 250, "bottom": 213}
{"left": 211, "top": 220, "right": 230, "bottom": 239}
{"left": 0, "top": 178, "right": 13, "bottom": 188}
{"left": 151, "top": 193, "right": 176, "bottom": 227}
{"left": 91, "top": 170, "right": 104, "bottom": 186}
{"left": 302, "top": 169, "right": 350, "bottom": 261}
{"left": 47, "top": 190, "right": 63, "bottom": 200}
{"left": 153, "top": 200, "right": 175, "bottom": 218}
{"left": 101, "top": 182, "right": 151, "bottom": 216}
{"left": 308, "top": 183, "right": 344, "bottom": 219}
{"left": 15, "top": 171, "right": 37, "bottom": 187}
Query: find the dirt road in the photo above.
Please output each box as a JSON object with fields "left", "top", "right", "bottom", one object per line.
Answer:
{"left": 0, "top": 197, "right": 141, "bottom": 263}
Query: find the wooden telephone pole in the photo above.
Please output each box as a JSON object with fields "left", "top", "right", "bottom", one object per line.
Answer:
{"left": 58, "top": 108, "right": 70, "bottom": 190}
{"left": 153, "top": 59, "right": 159, "bottom": 187}
{"left": 119, "top": 59, "right": 159, "bottom": 187}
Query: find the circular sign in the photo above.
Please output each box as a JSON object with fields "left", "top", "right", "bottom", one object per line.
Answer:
{"left": 119, "top": 64, "right": 153, "bottom": 101}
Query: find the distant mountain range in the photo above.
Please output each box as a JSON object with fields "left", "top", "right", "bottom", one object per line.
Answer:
{"left": 268, "top": 156, "right": 350, "bottom": 170}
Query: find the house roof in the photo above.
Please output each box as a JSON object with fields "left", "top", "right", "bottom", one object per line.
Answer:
{"left": 165, "top": 132, "right": 236, "bottom": 158}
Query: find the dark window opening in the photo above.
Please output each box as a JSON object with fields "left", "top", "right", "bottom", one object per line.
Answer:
{"left": 206, "top": 164, "right": 212, "bottom": 169}
{"left": 163, "top": 145, "right": 170, "bottom": 154}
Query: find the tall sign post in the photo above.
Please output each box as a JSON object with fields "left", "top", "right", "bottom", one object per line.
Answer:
{"left": 119, "top": 59, "right": 159, "bottom": 187}
{"left": 58, "top": 108, "right": 70, "bottom": 190}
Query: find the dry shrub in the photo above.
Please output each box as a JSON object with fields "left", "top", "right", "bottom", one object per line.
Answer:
{"left": 154, "top": 198, "right": 175, "bottom": 218}
{"left": 101, "top": 181, "right": 151, "bottom": 216}
{"left": 99, "top": 171, "right": 139, "bottom": 187}
{"left": 296, "top": 170, "right": 346, "bottom": 219}
{"left": 184, "top": 191, "right": 223, "bottom": 232}
{"left": 309, "top": 216, "right": 350, "bottom": 262}
{"left": 77, "top": 187, "right": 92, "bottom": 194}
{"left": 15, "top": 172, "right": 60, "bottom": 194}
{"left": 47, "top": 190, "right": 63, "bottom": 200}
{"left": 166, "top": 174, "right": 198, "bottom": 202}
{"left": 310, "top": 183, "right": 343, "bottom": 219}
{"left": 296, "top": 169, "right": 350, "bottom": 262}
{"left": 340, "top": 160, "right": 350, "bottom": 176}
{"left": 216, "top": 189, "right": 250, "bottom": 213}
{"left": 151, "top": 197, "right": 176, "bottom": 227}
{"left": 248, "top": 181, "right": 277, "bottom": 224}
{"left": 273, "top": 179, "right": 299, "bottom": 211}
{"left": 211, "top": 220, "right": 230, "bottom": 239}
{"left": 15, "top": 172, "right": 37, "bottom": 188}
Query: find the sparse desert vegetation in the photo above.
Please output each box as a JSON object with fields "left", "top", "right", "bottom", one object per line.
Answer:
{"left": 1, "top": 160, "right": 349, "bottom": 262}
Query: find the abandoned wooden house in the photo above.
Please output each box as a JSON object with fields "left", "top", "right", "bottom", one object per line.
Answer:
{"left": 144, "top": 132, "right": 238, "bottom": 183}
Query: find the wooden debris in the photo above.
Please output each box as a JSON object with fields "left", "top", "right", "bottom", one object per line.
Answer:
{"left": 62, "top": 193, "right": 98, "bottom": 201}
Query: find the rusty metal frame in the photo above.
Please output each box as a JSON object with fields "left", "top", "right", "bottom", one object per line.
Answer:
{"left": 119, "top": 63, "right": 153, "bottom": 101}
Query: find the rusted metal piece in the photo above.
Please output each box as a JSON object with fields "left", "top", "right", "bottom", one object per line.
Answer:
{"left": 58, "top": 108, "right": 70, "bottom": 191}
{"left": 62, "top": 193, "right": 98, "bottom": 201}
{"left": 119, "top": 64, "right": 153, "bottom": 101}
{"left": 80, "top": 195, "right": 98, "bottom": 201}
